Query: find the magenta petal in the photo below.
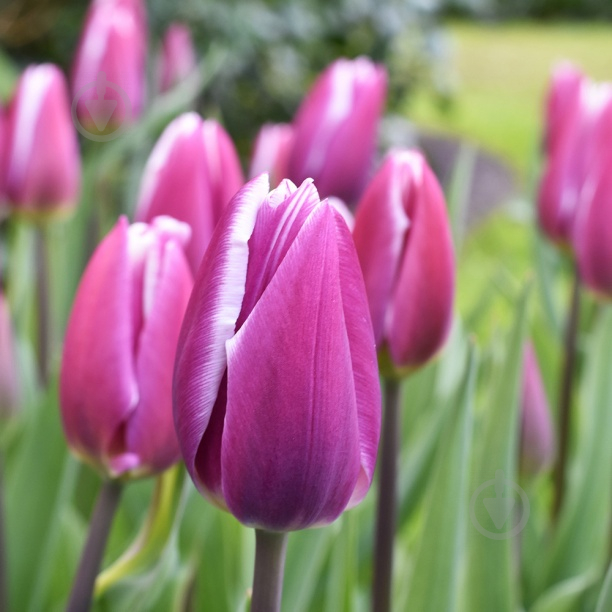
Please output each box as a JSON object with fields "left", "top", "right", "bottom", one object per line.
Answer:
{"left": 173, "top": 175, "right": 269, "bottom": 492}
{"left": 127, "top": 239, "right": 193, "bottom": 474}
{"left": 222, "top": 204, "right": 361, "bottom": 531}
{"left": 353, "top": 155, "right": 410, "bottom": 345}
{"left": 60, "top": 217, "right": 138, "bottom": 467}
{"left": 249, "top": 123, "right": 294, "bottom": 188}
{"left": 387, "top": 153, "right": 455, "bottom": 369}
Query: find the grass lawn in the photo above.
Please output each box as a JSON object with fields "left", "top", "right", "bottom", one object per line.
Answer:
{"left": 408, "top": 21, "right": 612, "bottom": 181}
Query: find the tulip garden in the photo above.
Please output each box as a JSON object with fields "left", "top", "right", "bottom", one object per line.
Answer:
{"left": 2, "top": 1, "right": 612, "bottom": 611}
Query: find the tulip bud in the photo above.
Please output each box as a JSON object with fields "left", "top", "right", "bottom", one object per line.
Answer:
{"left": 173, "top": 175, "right": 381, "bottom": 531}
{"left": 134, "top": 113, "right": 244, "bottom": 274}
{"left": 60, "top": 216, "right": 193, "bottom": 479}
{"left": 287, "top": 57, "right": 387, "bottom": 205}
{"left": 520, "top": 343, "right": 554, "bottom": 476}
{"left": 158, "top": 23, "right": 197, "bottom": 93}
{"left": 4, "top": 64, "right": 81, "bottom": 217}
{"left": 0, "top": 292, "right": 20, "bottom": 420}
{"left": 352, "top": 149, "right": 455, "bottom": 373}
{"left": 249, "top": 123, "right": 294, "bottom": 188}
{"left": 71, "top": 0, "right": 147, "bottom": 132}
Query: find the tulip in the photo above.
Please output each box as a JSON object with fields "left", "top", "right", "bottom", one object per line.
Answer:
{"left": 158, "top": 23, "right": 197, "bottom": 93}
{"left": 0, "top": 104, "right": 6, "bottom": 205}
{"left": 353, "top": 149, "right": 455, "bottom": 373}
{"left": 71, "top": 0, "right": 147, "bottom": 132}
{"left": 134, "top": 113, "right": 244, "bottom": 274}
{"left": 173, "top": 174, "right": 381, "bottom": 532}
{"left": 520, "top": 343, "right": 554, "bottom": 476}
{"left": 4, "top": 64, "right": 81, "bottom": 216}
{"left": 287, "top": 57, "right": 387, "bottom": 205}
{"left": 249, "top": 123, "right": 294, "bottom": 188}
{"left": 0, "top": 292, "right": 20, "bottom": 420}
{"left": 60, "top": 215, "right": 193, "bottom": 479}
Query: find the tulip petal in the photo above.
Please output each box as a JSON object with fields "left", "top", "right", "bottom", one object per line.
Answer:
{"left": 173, "top": 175, "right": 269, "bottom": 492}
{"left": 387, "top": 155, "right": 455, "bottom": 369}
{"left": 126, "top": 239, "right": 193, "bottom": 475}
{"left": 333, "top": 212, "right": 381, "bottom": 506}
{"left": 222, "top": 204, "right": 361, "bottom": 530}
{"left": 60, "top": 217, "right": 138, "bottom": 468}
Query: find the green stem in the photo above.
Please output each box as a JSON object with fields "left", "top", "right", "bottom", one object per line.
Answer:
{"left": 35, "top": 225, "right": 51, "bottom": 387}
{"left": 66, "top": 479, "right": 123, "bottom": 612}
{"left": 0, "top": 452, "right": 7, "bottom": 612}
{"left": 372, "top": 378, "right": 402, "bottom": 612}
{"left": 251, "top": 530, "right": 288, "bottom": 612}
{"left": 552, "top": 266, "right": 581, "bottom": 520}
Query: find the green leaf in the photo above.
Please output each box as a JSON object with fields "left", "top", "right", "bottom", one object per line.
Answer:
{"left": 463, "top": 282, "right": 531, "bottom": 612}
{"left": 545, "top": 306, "right": 612, "bottom": 586}
{"left": 406, "top": 341, "right": 477, "bottom": 612}
{"left": 596, "top": 561, "right": 612, "bottom": 612}
{"left": 446, "top": 141, "right": 476, "bottom": 250}
{"left": 530, "top": 571, "right": 598, "bottom": 612}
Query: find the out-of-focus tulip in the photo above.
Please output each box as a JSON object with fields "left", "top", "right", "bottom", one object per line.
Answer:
{"left": 520, "top": 343, "right": 554, "bottom": 475}
{"left": 5, "top": 64, "right": 81, "bottom": 217}
{"left": 71, "top": 0, "right": 147, "bottom": 131}
{"left": 249, "top": 123, "right": 294, "bottom": 188}
{"left": 60, "top": 216, "right": 193, "bottom": 479}
{"left": 352, "top": 149, "right": 455, "bottom": 373}
{"left": 158, "top": 23, "right": 197, "bottom": 93}
{"left": 287, "top": 57, "right": 387, "bottom": 206}
{"left": 0, "top": 292, "right": 20, "bottom": 419}
{"left": 538, "top": 74, "right": 612, "bottom": 247}
{"left": 173, "top": 174, "right": 381, "bottom": 531}
{"left": 134, "top": 113, "right": 244, "bottom": 274}
{"left": 0, "top": 104, "right": 6, "bottom": 204}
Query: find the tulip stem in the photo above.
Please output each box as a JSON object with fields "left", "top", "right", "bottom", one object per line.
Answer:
{"left": 67, "top": 479, "right": 123, "bottom": 612}
{"left": 251, "top": 529, "right": 288, "bottom": 612}
{"left": 0, "top": 452, "right": 8, "bottom": 612}
{"left": 372, "top": 378, "right": 402, "bottom": 612}
{"left": 552, "top": 266, "right": 581, "bottom": 521}
{"left": 35, "top": 225, "right": 51, "bottom": 387}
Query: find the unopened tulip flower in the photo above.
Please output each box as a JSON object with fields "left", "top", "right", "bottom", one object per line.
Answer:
{"left": 520, "top": 343, "right": 554, "bottom": 476}
{"left": 5, "top": 64, "right": 81, "bottom": 216}
{"left": 173, "top": 174, "right": 381, "bottom": 532}
{"left": 60, "top": 216, "right": 193, "bottom": 479}
{"left": 158, "top": 23, "right": 197, "bottom": 93}
{"left": 0, "top": 292, "right": 20, "bottom": 419}
{"left": 249, "top": 123, "right": 294, "bottom": 188}
{"left": 287, "top": 57, "right": 387, "bottom": 205}
{"left": 135, "top": 113, "right": 244, "bottom": 274}
{"left": 71, "top": 0, "right": 147, "bottom": 131}
{"left": 353, "top": 149, "right": 455, "bottom": 373}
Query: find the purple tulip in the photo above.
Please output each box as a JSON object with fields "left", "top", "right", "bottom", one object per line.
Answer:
{"left": 249, "top": 123, "right": 294, "bottom": 188}
{"left": 134, "top": 113, "right": 244, "bottom": 274}
{"left": 0, "top": 292, "right": 20, "bottom": 419}
{"left": 71, "top": 0, "right": 147, "bottom": 130}
{"left": 173, "top": 174, "right": 381, "bottom": 531}
{"left": 287, "top": 57, "right": 387, "bottom": 205}
{"left": 520, "top": 343, "right": 554, "bottom": 475}
{"left": 4, "top": 64, "right": 81, "bottom": 216}
{"left": 158, "top": 23, "right": 197, "bottom": 93}
{"left": 352, "top": 149, "right": 455, "bottom": 372}
{"left": 60, "top": 216, "right": 193, "bottom": 479}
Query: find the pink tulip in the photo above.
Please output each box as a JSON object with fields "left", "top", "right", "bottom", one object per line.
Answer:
{"left": 158, "top": 23, "right": 197, "bottom": 93}
{"left": 0, "top": 104, "right": 6, "bottom": 204}
{"left": 173, "top": 174, "right": 381, "bottom": 531}
{"left": 287, "top": 57, "right": 387, "bottom": 205}
{"left": 60, "top": 216, "right": 193, "bottom": 479}
{"left": 352, "top": 149, "right": 455, "bottom": 371}
{"left": 0, "top": 292, "right": 20, "bottom": 419}
{"left": 71, "top": 0, "right": 147, "bottom": 131}
{"left": 520, "top": 343, "right": 554, "bottom": 475}
{"left": 134, "top": 113, "right": 244, "bottom": 274}
{"left": 249, "top": 123, "right": 294, "bottom": 188}
{"left": 5, "top": 64, "right": 81, "bottom": 216}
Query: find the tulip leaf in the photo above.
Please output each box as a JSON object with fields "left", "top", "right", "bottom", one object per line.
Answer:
{"left": 596, "top": 562, "right": 612, "bottom": 612}
{"left": 545, "top": 306, "right": 612, "bottom": 586}
{"left": 446, "top": 141, "right": 476, "bottom": 249}
{"left": 529, "top": 570, "right": 598, "bottom": 612}
{"left": 463, "top": 281, "right": 531, "bottom": 612}
{"left": 406, "top": 341, "right": 477, "bottom": 612}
